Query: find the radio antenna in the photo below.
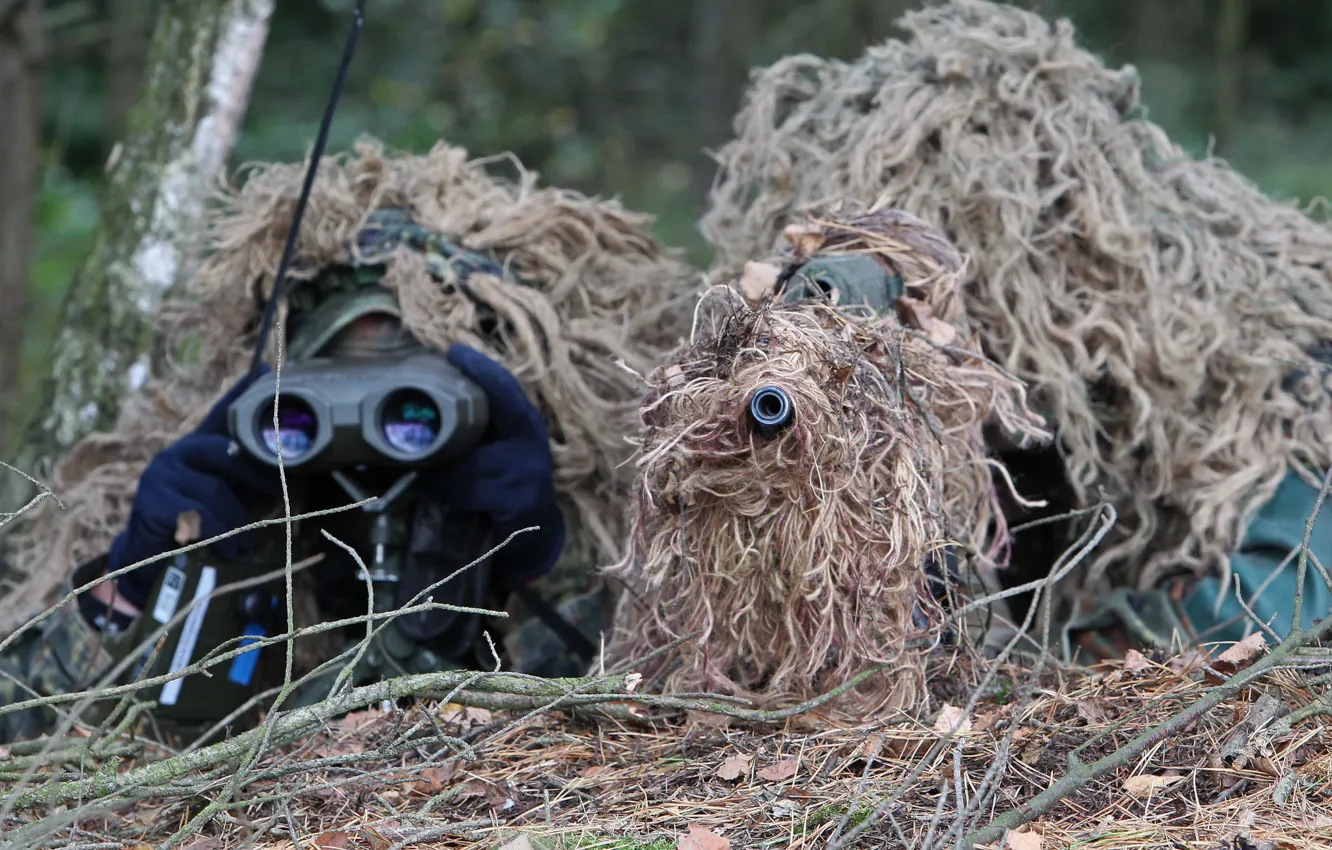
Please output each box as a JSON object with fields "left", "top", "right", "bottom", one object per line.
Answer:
{"left": 249, "top": 0, "right": 368, "bottom": 378}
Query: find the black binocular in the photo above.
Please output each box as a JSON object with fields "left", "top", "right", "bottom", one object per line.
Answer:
{"left": 227, "top": 351, "right": 490, "bottom": 471}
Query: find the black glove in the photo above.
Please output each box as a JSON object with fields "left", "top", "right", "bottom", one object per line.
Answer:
{"left": 432, "top": 344, "right": 565, "bottom": 584}
{"left": 108, "top": 368, "right": 284, "bottom": 609}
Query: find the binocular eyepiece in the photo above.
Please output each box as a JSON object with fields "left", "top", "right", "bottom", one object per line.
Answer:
{"left": 748, "top": 385, "right": 795, "bottom": 436}
{"left": 228, "top": 352, "right": 489, "bottom": 471}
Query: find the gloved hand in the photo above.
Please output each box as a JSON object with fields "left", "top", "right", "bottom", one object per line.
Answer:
{"left": 433, "top": 344, "right": 565, "bottom": 584}
{"left": 109, "top": 367, "right": 285, "bottom": 609}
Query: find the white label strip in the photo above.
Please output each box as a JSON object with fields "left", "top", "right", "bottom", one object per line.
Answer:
{"left": 159, "top": 566, "right": 217, "bottom": 707}
{"left": 151, "top": 566, "right": 188, "bottom": 624}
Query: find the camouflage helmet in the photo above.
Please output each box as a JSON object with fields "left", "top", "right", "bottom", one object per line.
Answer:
{"left": 284, "top": 208, "right": 507, "bottom": 361}
{"left": 777, "top": 252, "right": 904, "bottom": 314}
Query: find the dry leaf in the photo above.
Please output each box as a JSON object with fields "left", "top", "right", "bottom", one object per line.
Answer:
{"left": 408, "top": 765, "right": 454, "bottom": 797}
{"left": 1122, "top": 649, "right": 1152, "bottom": 673}
{"left": 1168, "top": 647, "right": 1211, "bottom": 673}
{"left": 664, "top": 365, "right": 685, "bottom": 388}
{"left": 1217, "top": 632, "right": 1267, "bottom": 665}
{"left": 678, "top": 824, "right": 731, "bottom": 850}
{"left": 1123, "top": 773, "right": 1184, "bottom": 796}
{"left": 337, "top": 708, "right": 380, "bottom": 733}
{"left": 1075, "top": 699, "right": 1107, "bottom": 724}
{"left": 687, "top": 709, "right": 734, "bottom": 729}
{"left": 175, "top": 510, "right": 202, "bottom": 545}
{"left": 736, "top": 261, "right": 781, "bottom": 302}
{"left": 363, "top": 827, "right": 393, "bottom": 850}
{"left": 1006, "top": 827, "right": 1043, "bottom": 850}
{"left": 782, "top": 222, "right": 825, "bottom": 255}
{"left": 933, "top": 704, "right": 973, "bottom": 738}
{"left": 715, "top": 752, "right": 753, "bottom": 781}
{"left": 757, "top": 757, "right": 799, "bottom": 782}
{"left": 895, "top": 296, "right": 957, "bottom": 345}
{"left": 461, "top": 777, "right": 509, "bottom": 808}
{"left": 497, "top": 837, "right": 537, "bottom": 850}
{"left": 438, "top": 703, "right": 492, "bottom": 729}
{"left": 312, "top": 833, "right": 351, "bottom": 850}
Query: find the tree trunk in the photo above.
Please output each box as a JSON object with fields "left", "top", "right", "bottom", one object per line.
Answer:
{"left": 0, "top": 0, "right": 273, "bottom": 548}
{"left": 0, "top": 0, "right": 45, "bottom": 455}
{"left": 107, "top": 0, "right": 158, "bottom": 141}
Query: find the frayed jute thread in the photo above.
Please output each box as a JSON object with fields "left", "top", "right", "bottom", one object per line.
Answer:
{"left": 3, "top": 137, "right": 699, "bottom": 632}
{"left": 602, "top": 207, "right": 1048, "bottom": 719}
{"left": 698, "top": 0, "right": 1332, "bottom": 598}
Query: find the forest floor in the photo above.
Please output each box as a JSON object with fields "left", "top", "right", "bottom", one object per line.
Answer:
{"left": 4, "top": 647, "right": 1331, "bottom": 850}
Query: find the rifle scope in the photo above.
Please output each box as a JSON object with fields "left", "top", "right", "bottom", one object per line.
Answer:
{"left": 228, "top": 351, "right": 489, "bottom": 471}
{"left": 748, "top": 385, "right": 794, "bottom": 436}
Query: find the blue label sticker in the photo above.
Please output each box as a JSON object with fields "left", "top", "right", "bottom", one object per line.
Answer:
{"left": 228, "top": 622, "right": 266, "bottom": 687}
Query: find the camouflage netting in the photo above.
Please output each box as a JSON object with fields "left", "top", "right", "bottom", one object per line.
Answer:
{"left": 602, "top": 207, "right": 1048, "bottom": 719}
{"left": 699, "top": 0, "right": 1332, "bottom": 595}
{"left": 2, "top": 137, "right": 699, "bottom": 631}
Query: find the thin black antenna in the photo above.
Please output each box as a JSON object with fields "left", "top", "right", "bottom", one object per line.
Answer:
{"left": 249, "top": 0, "right": 369, "bottom": 378}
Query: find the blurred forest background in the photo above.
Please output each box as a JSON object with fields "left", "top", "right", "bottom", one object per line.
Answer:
{"left": 3, "top": 0, "right": 1332, "bottom": 451}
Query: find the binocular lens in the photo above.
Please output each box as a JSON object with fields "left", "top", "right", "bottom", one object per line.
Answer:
{"left": 382, "top": 389, "right": 441, "bottom": 454}
{"left": 259, "top": 397, "right": 318, "bottom": 460}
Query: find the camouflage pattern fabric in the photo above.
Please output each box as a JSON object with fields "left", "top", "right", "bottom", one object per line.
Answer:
{"left": 0, "top": 564, "right": 126, "bottom": 745}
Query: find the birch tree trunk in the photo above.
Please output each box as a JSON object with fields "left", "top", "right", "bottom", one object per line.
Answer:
{"left": 0, "top": 0, "right": 273, "bottom": 540}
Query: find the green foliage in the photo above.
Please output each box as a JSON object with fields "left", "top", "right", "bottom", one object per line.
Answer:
{"left": 22, "top": 163, "right": 100, "bottom": 408}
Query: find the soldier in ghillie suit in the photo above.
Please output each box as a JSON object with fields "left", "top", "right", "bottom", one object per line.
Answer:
{"left": 602, "top": 207, "right": 1050, "bottom": 720}
{"left": 0, "top": 138, "right": 697, "bottom": 745}
{"left": 697, "top": 0, "right": 1332, "bottom": 659}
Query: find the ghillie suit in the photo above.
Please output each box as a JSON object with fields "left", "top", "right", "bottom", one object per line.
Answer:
{"left": 602, "top": 208, "right": 1048, "bottom": 718}
{"left": 698, "top": 0, "right": 1332, "bottom": 620}
{"left": 2, "top": 138, "right": 698, "bottom": 662}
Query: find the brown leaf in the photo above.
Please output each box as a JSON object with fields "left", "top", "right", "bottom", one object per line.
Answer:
{"left": 1122, "top": 649, "right": 1152, "bottom": 673}
{"left": 715, "top": 752, "right": 753, "bottom": 781}
{"left": 757, "top": 757, "right": 799, "bottom": 782}
{"left": 678, "top": 824, "right": 730, "bottom": 850}
{"left": 736, "top": 261, "right": 781, "bottom": 303}
{"left": 895, "top": 295, "right": 957, "bottom": 345}
{"left": 781, "top": 222, "right": 826, "bottom": 255}
{"left": 1123, "top": 773, "right": 1184, "bottom": 796}
{"left": 1168, "top": 647, "right": 1211, "bottom": 673}
{"left": 1006, "top": 827, "right": 1043, "bottom": 850}
{"left": 438, "top": 703, "right": 493, "bottom": 730}
{"left": 1216, "top": 632, "right": 1267, "bottom": 666}
{"left": 461, "top": 777, "right": 509, "bottom": 809}
{"left": 408, "top": 765, "right": 454, "bottom": 797}
{"left": 579, "top": 764, "right": 610, "bottom": 779}
{"left": 1075, "top": 699, "right": 1107, "bottom": 725}
{"left": 175, "top": 510, "right": 202, "bottom": 545}
{"left": 311, "top": 833, "right": 352, "bottom": 850}
{"left": 337, "top": 708, "right": 381, "bottom": 733}
{"left": 933, "top": 704, "right": 973, "bottom": 738}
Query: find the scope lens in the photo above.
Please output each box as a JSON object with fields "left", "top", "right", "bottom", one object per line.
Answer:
{"left": 749, "top": 386, "right": 794, "bottom": 432}
{"left": 382, "top": 389, "right": 441, "bottom": 455}
{"left": 258, "top": 397, "right": 318, "bottom": 460}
